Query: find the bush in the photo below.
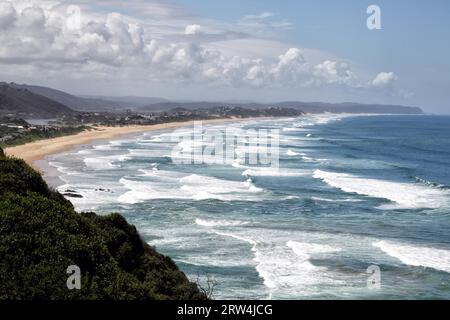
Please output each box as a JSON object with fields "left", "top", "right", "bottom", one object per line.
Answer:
{"left": 0, "top": 153, "right": 206, "bottom": 300}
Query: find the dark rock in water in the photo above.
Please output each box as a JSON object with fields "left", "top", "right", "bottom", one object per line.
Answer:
{"left": 63, "top": 192, "right": 83, "bottom": 198}
{"left": 64, "top": 189, "right": 77, "bottom": 193}
{"left": 96, "top": 188, "right": 112, "bottom": 192}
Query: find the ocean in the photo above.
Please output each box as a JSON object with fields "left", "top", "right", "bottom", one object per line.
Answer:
{"left": 47, "top": 114, "right": 450, "bottom": 299}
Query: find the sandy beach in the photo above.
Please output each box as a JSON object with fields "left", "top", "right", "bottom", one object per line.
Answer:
{"left": 4, "top": 118, "right": 263, "bottom": 170}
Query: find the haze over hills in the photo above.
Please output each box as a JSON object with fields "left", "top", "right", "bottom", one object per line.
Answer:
{"left": 81, "top": 95, "right": 169, "bottom": 108}
{"left": 275, "top": 101, "right": 424, "bottom": 114}
{"left": 138, "top": 101, "right": 424, "bottom": 115}
{"left": 0, "top": 83, "right": 75, "bottom": 118}
{"left": 0, "top": 82, "right": 424, "bottom": 118}
{"left": 7, "top": 83, "right": 132, "bottom": 113}
{"left": 6, "top": 83, "right": 169, "bottom": 112}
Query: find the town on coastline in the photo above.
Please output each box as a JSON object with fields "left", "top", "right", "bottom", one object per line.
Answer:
{"left": 0, "top": 82, "right": 423, "bottom": 147}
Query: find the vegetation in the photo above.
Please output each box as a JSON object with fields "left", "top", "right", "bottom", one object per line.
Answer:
{"left": 0, "top": 83, "right": 75, "bottom": 118}
{"left": 0, "top": 148, "right": 206, "bottom": 300}
{"left": 0, "top": 124, "right": 88, "bottom": 147}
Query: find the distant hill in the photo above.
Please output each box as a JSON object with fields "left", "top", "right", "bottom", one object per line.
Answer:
{"left": 138, "top": 101, "right": 424, "bottom": 115}
{"left": 7, "top": 83, "right": 129, "bottom": 113}
{"left": 275, "top": 101, "right": 424, "bottom": 114}
{"left": 1, "top": 81, "right": 424, "bottom": 116}
{"left": 82, "top": 95, "right": 169, "bottom": 108}
{"left": 157, "top": 101, "right": 424, "bottom": 114}
{"left": 0, "top": 83, "right": 75, "bottom": 118}
{"left": 139, "top": 102, "right": 243, "bottom": 113}
{"left": 166, "top": 106, "right": 304, "bottom": 119}
{"left": 8, "top": 83, "right": 169, "bottom": 113}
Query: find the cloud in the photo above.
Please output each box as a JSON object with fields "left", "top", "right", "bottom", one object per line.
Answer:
{"left": 0, "top": 0, "right": 398, "bottom": 94}
{"left": 238, "top": 12, "right": 293, "bottom": 37}
{"left": 372, "top": 71, "right": 397, "bottom": 87}
{"left": 0, "top": 1, "right": 17, "bottom": 29}
{"left": 76, "top": 0, "right": 189, "bottom": 19}
{"left": 270, "top": 48, "right": 309, "bottom": 85}
{"left": 313, "top": 60, "right": 355, "bottom": 86}
{"left": 185, "top": 24, "right": 201, "bottom": 35}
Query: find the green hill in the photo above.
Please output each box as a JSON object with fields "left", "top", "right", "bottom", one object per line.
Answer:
{"left": 0, "top": 83, "right": 76, "bottom": 118}
{"left": 0, "top": 147, "right": 206, "bottom": 300}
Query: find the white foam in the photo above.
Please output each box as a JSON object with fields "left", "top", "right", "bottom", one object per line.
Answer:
{"left": 83, "top": 157, "right": 119, "bottom": 170}
{"left": 283, "top": 195, "right": 300, "bottom": 200}
{"left": 283, "top": 127, "right": 304, "bottom": 132}
{"left": 301, "top": 156, "right": 316, "bottom": 163}
{"left": 77, "top": 149, "right": 93, "bottom": 155}
{"left": 176, "top": 139, "right": 209, "bottom": 153}
{"left": 311, "top": 196, "right": 363, "bottom": 203}
{"left": 180, "top": 174, "right": 264, "bottom": 198}
{"left": 93, "top": 144, "right": 113, "bottom": 151}
{"left": 287, "top": 113, "right": 348, "bottom": 129}
{"left": 128, "top": 149, "right": 158, "bottom": 158}
{"left": 195, "top": 218, "right": 249, "bottom": 227}
{"left": 373, "top": 241, "right": 450, "bottom": 273}
{"left": 56, "top": 183, "right": 119, "bottom": 211}
{"left": 242, "top": 167, "right": 308, "bottom": 177}
{"left": 138, "top": 164, "right": 160, "bottom": 176}
{"left": 118, "top": 172, "right": 265, "bottom": 204}
{"left": 48, "top": 161, "right": 79, "bottom": 175}
{"left": 215, "top": 231, "right": 342, "bottom": 291}
{"left": 118, "top": 178, "right": 169, "bottom": 204}
{"left": 138, "top": 136, "right": 164, "bottom": 143}
{"left": 286, "top": 149, "right": 304, "bottom": 156}
{"left": 313, "top": 170, "right": 450, "bottom": 209}
{"left": 415, "top": 176, "right": 448, "bottom": 189}
{"left": 117, "top": 154, "right": 131, "bottom": 162}
{"left": 287, "top": 241, "right": 341, "bottom": 266}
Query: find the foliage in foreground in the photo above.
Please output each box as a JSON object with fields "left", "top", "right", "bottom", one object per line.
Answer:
{"left": 0, "top": 148, "right": 206, "bottom": 300}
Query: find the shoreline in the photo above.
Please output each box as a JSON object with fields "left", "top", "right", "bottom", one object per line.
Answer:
{"left": 4, "top": 117, "right": 273, "bottom": 179}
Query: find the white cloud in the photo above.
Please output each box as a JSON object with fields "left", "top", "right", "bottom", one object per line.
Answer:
{"left": 0, "top": 1, "right": 17, "bottom": 29}
{"left": 0, "top": 0, "right": 398, "bottom": 94}
{"left": 185, "top": 24, "right": 201, "bottom": 35}
{"left": 372, "top": 71, "right": 397, "bottom": 87}
{"left": 313, "top": 60, "right": 354, "bottom": 85}
{"left": 238, "top": 12, "right": 293, "bottom": 37}
{"left": 270, "top": 48, "right": 309, "bottom": 85}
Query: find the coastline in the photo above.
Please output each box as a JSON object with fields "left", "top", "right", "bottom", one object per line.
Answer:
{"left": 4, "top": 117, "right": 273, "bottom": 179}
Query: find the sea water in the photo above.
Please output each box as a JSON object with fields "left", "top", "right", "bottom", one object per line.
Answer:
{"left": 48, "top": 114, "right": 450, "bottom": 299}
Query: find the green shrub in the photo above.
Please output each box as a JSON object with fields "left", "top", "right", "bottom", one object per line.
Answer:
{"left": 0, "top": 153, "right": 206, "bottom": 300}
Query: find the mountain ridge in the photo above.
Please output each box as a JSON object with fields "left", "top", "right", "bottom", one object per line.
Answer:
{"left": 138, "top": 100, "right": 424, "bottom": 115}
{"left": 0, "top": 81, "right": 425, "bottom": 116}
{"left": 7, "top": 83, "right": 130, "bottom": 113}
{"left": 0, "top": 83, "right": 76, "bottom": 118}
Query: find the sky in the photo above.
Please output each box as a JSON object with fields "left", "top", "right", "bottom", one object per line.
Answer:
{"left": 0, "top": 0, "right": 449, "bottom": 113}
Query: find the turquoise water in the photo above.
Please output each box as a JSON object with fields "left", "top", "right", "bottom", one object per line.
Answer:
{"left": 49, "top": 115, "right": 450, "bottom": 299}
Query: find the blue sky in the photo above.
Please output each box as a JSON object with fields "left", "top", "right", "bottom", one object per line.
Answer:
{"left": 0, "top": 0, "right": 449, "bottom": 113}
{"left": 172, "top": 0, "right": 450, "bottom": 113}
